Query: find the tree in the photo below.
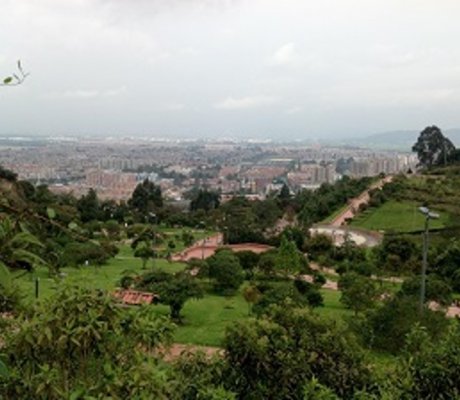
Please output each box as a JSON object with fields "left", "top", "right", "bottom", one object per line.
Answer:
{"left": 190, "top": 189, "right": 220, "bottom": 212}
{"left": 0, "top": 165, "right": 17, "bottom": 182}
{"left": 76, "top": 188, "right": 100, "bottom": 222}
{"left": 399, "top": 323, "right": 460, "bottom": 399}
{"left": 252, "top": 280, "right": 323, "bottom": 316}
{"left": 351, "top": 295, "right": 449, "bottom": 354}
{"left": 276, "top": 235, "right": 304, "bottom": 275}
{"left": 305, "top": 233, "right": 334, "bottom": 260}
{"left": 234, "top": 250, "right": 260, "bottom": 279}
{"left": 223, "top": 306, "right": 373, "bottom": 399}
{"left": 128, "top": 179, "right": 163, "bottom": 214}
{"left": 135, "top": 270, "right": 203, "bottom": 321}
{"left": 0, "top": 284, "right": 174, "bottom": 398}
{"left": 60, "top": 241, "right": 111, "bottom": 268}
{"left": 242, "top": 285, "right": 261, "bottom": 315}
{"left": 338, "top": 272, "right": 379, "bottom": 315}
{"left": 412, "top": 125, "right": 456, "bottom": 168}
{"left": 133, "top": 240, "right": 156, "bottom": 269}
{"left": 400, "top": 275, "right": 453, "bottom": 307}
{"left": 207, "top": 249, "right": 244, "bottom": 294}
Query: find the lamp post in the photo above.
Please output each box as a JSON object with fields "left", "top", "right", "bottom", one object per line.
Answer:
{"left": 418, "top": 206, "right": 439, "bottom": 315}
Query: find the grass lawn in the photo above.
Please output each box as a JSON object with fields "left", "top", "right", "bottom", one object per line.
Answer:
{"left": 165, "top": 287, "right": 351, "bottom": 346}
{"left": 15, "top": 244, "right": 187, "bottom": 302}
{"left": 316, "top": 289, "right": 352, "bottom": 320}
{"left": 350, "top": 200, "right": 449, "bottom": 233}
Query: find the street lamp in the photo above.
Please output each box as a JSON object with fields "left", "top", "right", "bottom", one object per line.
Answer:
{"left": 418, "top": 206, "right": 439, "bottom": 314}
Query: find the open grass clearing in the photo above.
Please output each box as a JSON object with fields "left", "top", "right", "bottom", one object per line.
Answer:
{"left": 350, "top": 200, "right": 449, "bottom": 233}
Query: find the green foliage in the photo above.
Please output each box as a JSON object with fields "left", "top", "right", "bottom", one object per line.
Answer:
{"left": 128, "top": 179, "right": 163, "bottom": 215}
{"left": 223, "top": 306, "right": 373, "bottom": 399}
{"left": 350, "top": 295, "right": 449, "bottom": 354}
{"left": 434, "top": 241, "right": 460, "bottom": 291}
{"left": 207, "top": 250, "right": 244, "bottom": 294}
{"left": 412, "top": 125, "right": 456, "bottom": 169}
{"left": 295, "top": 176, "right": 373, "bottom": 226}
{"left": 0, "top": 284, "right": 174, "bottom": 398}
{"left": 253, "top": 280, "right": 323, "bottom": 315}
{"left": 373, "top": 235, "right": 419, "bottom": 275}
{"left": 76, "top": 188, "right": 100, "bottom": 222}
{"left": 0, "top": 165, "right": 17, "bottom": 181}
{"left": 169, "top": 351, "right": 234, "bottom": 400}
{"left": 190, "top": 189, "right": 220, "bottom": 212}
{"left": 257, "top": 249, "right": 278, "bottom": 275}
{"left": 219, "top": 197, "right": 281, "bottom": 244}
{"left": 60, "top": 241, "right": 111, "bottom": 267}
{"left": 276, "top": 235, "right": 304, "bottom": 275}
{"left": 133, "top": 240, "right": 156, "bottom": 269}
{"left": 0, "top": 60, "right": 29, "bottom": 87}
{"left": 338, "top": 272, "right": 380, "bottom": 314}
{"left": 242, "top": 285, "right": 261, "bottom": 315}
{"left": 400, "top": 275, "right": 452, "bottom": 306}
{"left": 306, "top": 234, "right": 334, "bottom": 261}
{"left": 136, "top": 269, "right": 203, "bottom": 321}
{"left": 399, "top": 322, "right": 460, "bottom": 399}
{"left": 0, "top": 216, "right": 46, "bottom": 271}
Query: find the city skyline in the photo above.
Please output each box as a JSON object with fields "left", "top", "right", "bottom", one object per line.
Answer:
{"left": 2, "top": 0, "right": 460, "bottom": 139}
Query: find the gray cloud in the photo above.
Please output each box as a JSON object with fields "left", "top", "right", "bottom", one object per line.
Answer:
{"left": 1, "top": 0, "right": 460, "bottom": 139}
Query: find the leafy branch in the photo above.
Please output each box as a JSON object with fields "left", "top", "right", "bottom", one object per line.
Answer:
{"left": 1, "top": 60, "right": 29, "bottom": 86}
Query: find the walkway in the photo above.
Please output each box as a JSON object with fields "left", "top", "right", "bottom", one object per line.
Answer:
{"left": 172, "top": 233, "right": 273, "bottom": 262}
{"left": 310, "top": 176, "right": 393, "bottom": 247}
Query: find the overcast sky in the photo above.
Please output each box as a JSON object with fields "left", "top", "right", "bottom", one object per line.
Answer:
{"left": 1, "top": 0, "right": 460, "bottom": 140}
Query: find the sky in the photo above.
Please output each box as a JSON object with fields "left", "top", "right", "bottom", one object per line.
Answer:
{"left": 1, "top": 0, "right": 460, "bottom": 140}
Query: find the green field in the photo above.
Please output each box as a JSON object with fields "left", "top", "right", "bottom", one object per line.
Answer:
{"left": 15, "top": 245, "right": 187, "bottom": 302}
{"left": 350, "top": 200, "right": 449, "bottom": 232}
{"left": 14, "top": 241, "right": 351, "bottom": 347}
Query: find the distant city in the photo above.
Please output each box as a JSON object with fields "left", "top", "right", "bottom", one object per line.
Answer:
{"left": 0, "top": 136, "right": 417, "bottom": 203}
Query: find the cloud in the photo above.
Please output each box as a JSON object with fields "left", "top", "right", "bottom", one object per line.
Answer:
{"left": 285, "top": 106, "right": 302, "bottom": 115}
{"left": 163, "top": 102, "right": 186, "bottom": 111}
{"left": 214, "top": 95, "right": 278, "bottom": 110}
{"left": 270, "top": 42, "right": 299, "bottom": 67}
{"left": 44, "top": 86, "right": 127, "bottom": 99}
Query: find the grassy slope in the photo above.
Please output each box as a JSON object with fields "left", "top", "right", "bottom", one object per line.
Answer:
{"left": 350, "top": 200, "right": 449, "bottom": 232}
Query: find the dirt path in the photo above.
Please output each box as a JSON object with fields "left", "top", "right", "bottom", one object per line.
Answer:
{"left": 172, "top": 234, "right": 272, "bottom": 262}
{"left": 330, "top": 176, "right": 393, "bottom": 227}
{"left": 161, "top": 343, "right": 224, "bottom": 361}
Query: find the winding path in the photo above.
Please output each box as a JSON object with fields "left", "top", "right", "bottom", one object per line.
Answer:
{"left": 310, "top": 176, "right": 393, "bottom": 247}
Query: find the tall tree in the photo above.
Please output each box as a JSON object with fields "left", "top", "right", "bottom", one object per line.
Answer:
{"left": 190, "top": 189, "right": 220, "bottom": 212}
{"left": 77, "top": 188, "right": 100, "bottom": 222}
{"left": 128, "top": 179, "right": 163, "bottom": 214}
{"left": 412, "top": 125, "right": 456, "bottom": 168}
{"left": 276, "top": 235, "right": 303, "bottom": 275}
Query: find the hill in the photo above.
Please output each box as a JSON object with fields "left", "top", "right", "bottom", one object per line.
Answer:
{"left": 343, "top": 129, "right": 460, "bottom": 151}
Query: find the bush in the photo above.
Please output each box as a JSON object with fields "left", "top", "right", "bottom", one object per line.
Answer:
{"left": 207, "top": 250, "right": 244, "bottom": 294}
{"left": 350, "top": 295, "right": 449, "bottom": 354}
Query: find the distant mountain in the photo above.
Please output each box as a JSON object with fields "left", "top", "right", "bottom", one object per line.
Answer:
{"left": 342, "top": 129, "right": 460, "bottom": 151}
